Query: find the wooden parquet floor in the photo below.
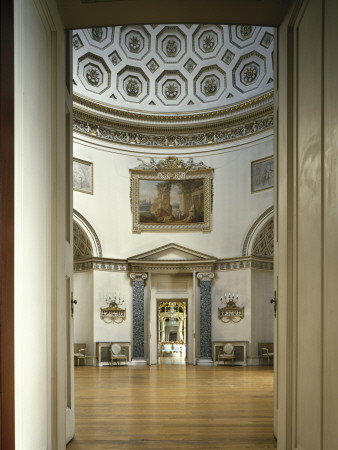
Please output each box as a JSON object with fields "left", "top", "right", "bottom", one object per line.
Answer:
{"left": 67, "top": 365, "right": 276, "bottom": 449}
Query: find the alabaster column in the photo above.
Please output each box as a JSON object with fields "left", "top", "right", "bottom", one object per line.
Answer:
{"left": 197, "top": 272, "right": 214, "bottom": 360}
{"left": 130, "top": 272, "right": 147, "bottom": 359}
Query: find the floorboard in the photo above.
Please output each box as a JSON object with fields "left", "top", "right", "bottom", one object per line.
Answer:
{"left": 67, "top": 365, "right": 276, "bottom": 449}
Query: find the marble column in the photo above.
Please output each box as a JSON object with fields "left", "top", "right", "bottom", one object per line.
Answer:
{"left": 197, "top": 272, "right": 214, "bottom": 360}
{"left": 130, "top": 272, "right": 147, "bottom": 359}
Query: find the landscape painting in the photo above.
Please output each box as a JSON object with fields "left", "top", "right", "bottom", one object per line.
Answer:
{"left": 139, "top": 179, "right": 204, "bottom": 224}
{"left": 251, "top": 156, "right": 274, "bottom": 193}
{"left": 130, "top": 156, "right": 213, "bottom": 232}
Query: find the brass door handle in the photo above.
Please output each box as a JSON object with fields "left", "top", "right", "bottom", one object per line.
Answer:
{"left": 71, "top": 293, "right": 77, "bottom": 318}
{"left": 270, "top": 291, "right": 277, "bottom": 317}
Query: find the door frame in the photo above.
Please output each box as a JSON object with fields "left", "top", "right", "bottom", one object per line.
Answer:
{"left": 2, "top": 1, "right": 298, "bottom": 448}
{"left": 0, "top": 0, "right": 15, "bottom": 448}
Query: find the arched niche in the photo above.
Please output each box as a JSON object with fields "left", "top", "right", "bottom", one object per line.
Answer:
{"left": 73, "top": 209, "right": 103, "bottom": 258}
{"left": 242, "top": 206, "right": 273, "bottom": 256}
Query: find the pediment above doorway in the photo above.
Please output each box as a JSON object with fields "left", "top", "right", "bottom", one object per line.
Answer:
{"left": 127, "top": 243, "right": 216, "bottom": 272}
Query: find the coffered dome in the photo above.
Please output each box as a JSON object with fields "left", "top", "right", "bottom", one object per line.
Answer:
{"left": 73, "top": 24, "right": 274, "bottom": 149}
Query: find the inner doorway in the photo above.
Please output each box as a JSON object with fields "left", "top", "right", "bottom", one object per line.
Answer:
{"left": 157, "top": 300, "right": 187, "bottom": 365}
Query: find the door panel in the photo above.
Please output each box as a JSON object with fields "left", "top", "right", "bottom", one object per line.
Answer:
{"left": 277, "top": 0, "right": 338, "bottom": 448}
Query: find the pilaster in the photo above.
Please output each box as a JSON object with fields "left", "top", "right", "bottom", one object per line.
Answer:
{"left": 197, "top": 272, "right": 214, "bottom": 364}
{"left": 130, "top": 273, "right": 147, "bottom": 361}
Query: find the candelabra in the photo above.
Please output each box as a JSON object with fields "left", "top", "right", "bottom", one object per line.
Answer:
{"left": 220, "top": 293, "right": 239, "bottom": 308}
{"left": 218, "top": 293, "right": 244, "bottom": 323}
{"left": 100, "top": 294, "right": 126, "bottom": 324}
{"left": 105, "top": 295, "right": 124, "bottom": 308}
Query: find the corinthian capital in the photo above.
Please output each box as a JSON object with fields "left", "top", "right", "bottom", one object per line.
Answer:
{"left": 130, "top": 272, "right": 148, "bottom": 282}
{"left": 197, "top": 272, "right": 214, "bottom": 282}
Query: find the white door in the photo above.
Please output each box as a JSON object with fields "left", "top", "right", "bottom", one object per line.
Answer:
{"left": 276, "top": 0, "right": 338, "bottom": 448}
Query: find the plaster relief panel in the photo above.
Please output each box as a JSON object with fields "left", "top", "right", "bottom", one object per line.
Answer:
{"left": 147, "top": 58, "right": 159, "bottom": 73}
{"left": 184, "top": 58, "right": 197, "bottom": 73}
{"left": 260, "top": 32, "right": 274, "bottom": 49}
{"left": 109, "top": 51, "right": 122, "bottom": 66}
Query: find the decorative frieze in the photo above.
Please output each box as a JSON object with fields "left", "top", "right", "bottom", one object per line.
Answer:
{"left": 73, "top": 256, "right": 273, "bottom": 272}
{"left": 73, "top": 112, "right": 273, "bottom": 148}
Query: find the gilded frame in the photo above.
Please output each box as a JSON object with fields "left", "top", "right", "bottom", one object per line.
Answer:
{"left": 130, "top": 156, "right": 213, "bottom": 233}
{"left": 251, "top": 155, "right": 274, "bottom": 193}
{"left": 73, "top": 157, "right": 93, "bottom": 195}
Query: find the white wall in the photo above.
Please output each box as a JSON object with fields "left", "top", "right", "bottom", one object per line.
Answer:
{"left": 73, "top": 135, "right": 273, "bottom": 260}
{"left": 74, "top": 272, "right": 94, "bottom": 357}
{"left": 93, "top": 271, "right": 133, "bottom": 344}
{"left": 250, "top": 269, "right": 274, "bottom": 364}
{"left": 212, "top": 270, "right": 252, "bottom": 344}
{"left": 73, "top": 134, "right": 274, "bottom": 366}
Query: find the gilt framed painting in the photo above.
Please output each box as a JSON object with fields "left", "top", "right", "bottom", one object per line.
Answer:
{"left": 130, "top": 156, "right": 213, "bottom": 232}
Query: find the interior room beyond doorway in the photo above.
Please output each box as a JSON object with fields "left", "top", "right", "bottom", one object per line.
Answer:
{"left": 158, "top": 300, "right": 187, "bottom": 365}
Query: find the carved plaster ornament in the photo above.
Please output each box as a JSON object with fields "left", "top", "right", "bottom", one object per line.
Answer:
{"left": 166, "top": 40, "right": 178, "bottom": 56}
{"left": 243, "top": 65, "right": 258, "bottom": 84}
{"left": 130, "top": 272, "right": 148, "bottom": 282}
{"left": 203, "top": 34, "right": 215, "bottom": 51}
{"left": 203, "top": 78, "right": 218, "bottom": 95}
{"left": 240, "top": 25, "right": 253, "bottom": 39}
{"left": 165, "top": 82, "right": 179, "bottom": 99}
{"left": 86, "top": 67, "right": 101, "bottom": 86}
{"left": 129, "top": 35, "right": 141, "bottom": 52}
{"left": 126, "top": 79, "right": 140, "bottom": 97}
{"left": 92, "top": 27, "right": 104, "bottom": 41}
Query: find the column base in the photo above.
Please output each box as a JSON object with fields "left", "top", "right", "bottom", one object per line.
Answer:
{"left": 131, "top": 357, "right": 148, "bottom": 365}
{"left": 197, "top": 358, "right": 214, "bottom": 365}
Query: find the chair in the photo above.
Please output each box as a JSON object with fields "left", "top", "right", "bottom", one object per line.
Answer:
{"left": 218, "top": 343, "right": 235, "bottom": 365}
{"left": 162, "top": 343, "right": 173, "bottom": 356}
{"left": 110, "top": 343, "right": 127, "bottom": 366}
{"left": 74, "top": 348, "right": 86, "bottom": 366}
{"left": 173, "top": 344, "right": 182, "bottom": 354}
{"left": 260, "top": 343, "right": 274, "bottom": 366}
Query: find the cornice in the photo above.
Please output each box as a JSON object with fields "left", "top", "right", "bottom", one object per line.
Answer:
{"left": 73, "top": 91, "right": 273, "bottom": 125}
{"left": 74, "top": 255, "right": 273, "bottom": 272}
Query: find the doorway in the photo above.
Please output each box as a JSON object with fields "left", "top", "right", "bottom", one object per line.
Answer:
{"left": 157, "top": 300, "right": 187, "bottom": 365}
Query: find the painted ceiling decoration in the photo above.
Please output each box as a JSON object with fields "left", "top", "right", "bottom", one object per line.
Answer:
{"left": 73, "top": 24, "right": 274, "bottom": 148}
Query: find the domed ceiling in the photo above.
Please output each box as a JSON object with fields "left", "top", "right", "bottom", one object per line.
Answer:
{"left": 73, "top": 24, "right": 274, "bottom": 149}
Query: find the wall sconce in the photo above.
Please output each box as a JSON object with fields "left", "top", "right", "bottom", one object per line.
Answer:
{"left": 100, "top": 295, "right": 126, "bottom": 324}
{"left": 218, "top": 293, "right": 244, "bottom": 323}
